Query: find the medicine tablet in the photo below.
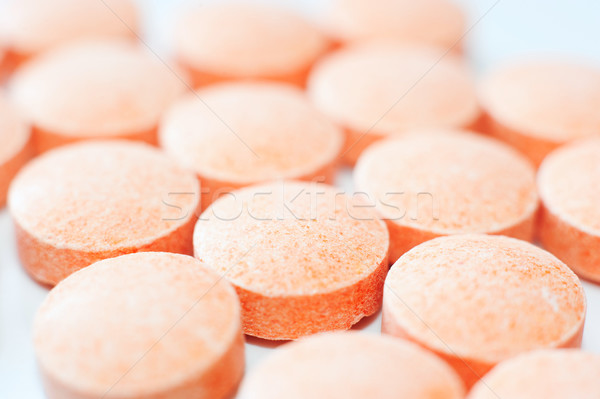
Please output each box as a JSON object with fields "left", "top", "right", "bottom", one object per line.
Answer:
{"left": 239, "top": 332, "right": 465, "bottom": 399}
{"left": 326, "top": 0, "right": 465, "bottom": 50}
{"left": 10, "top": 40, "right": 184, "bottom": 153}
{"left": 34, "top": 252, "right": 244, "bottom": 399}
{"left": 160, "top": 82, "right": 343, "bottom": 208}
{"left": 479, "top": 59, "right": 600, "bottom": 166}
{"left": 0, "top": 94, "right": 31, "bottom": 207}
{"left": 468, "top": 350, "right": 600, "bottom": 399}
{"left": 354, "top": 131, "right": 538, "bottom": 262}
{"left": 383, "top": 234, "right": 586, "bottom": 388}
{"left": 174, "top": 3, "right": 330, "bottom": 87}
{"left": 308, "top": 43, "right": 479, "bottom": 164}
{"left": 8, "top": 140, "right": 200, "bottom": 286}
{"left": 538, "top": 138, "right": 600, "bottom": 282}
{"left": 0, "top": 0, "right": 138, "bottom": 67}
{"left": 194, "top": 181, "right": 389, "bottom": 340}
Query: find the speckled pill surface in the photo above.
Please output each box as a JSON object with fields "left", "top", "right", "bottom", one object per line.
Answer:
{"left": 0, "top": 93, "right": 31, "bottom": 207}
{"left": 538, "top": 138, "right": 600, "bottom": 282}
{"left": 238, "top": 332, "right": 465, "bottom": 399}
{"left": 8, "top": 140, "right": 200, "bottom": 286}
{"left": 479, "top": 59, "right": 600, "bottom": 166}
{"left": 10, "top": 39, "right": 185, "bottom": 153}
{"left": 308, "top": 43, "right": 480, "bottom": 164}
{"left": 383, "top": 234, "right": 586, "bottom": 388}
{"left": 0, "top": 0, "right": 138, "bottom": 68}
{"left": 468, "top": 349, "right": 600, "bottom": 399}
{"left": 354, "top": 130, "right": 538, "bottom": 262}
{"left": 160, "top": 82, "right": 343, "bottom": 209}
{"left": 174, "top": 3, "right": 330, "bottom": 87}
{"left": 326, "top": 0, "right": 465, "bottom": 50}
{"left": 194, "top": 181, "right": 389, "bottom": 340}
{"left": 33, "top": 252, "right": 244, "bottom": 399}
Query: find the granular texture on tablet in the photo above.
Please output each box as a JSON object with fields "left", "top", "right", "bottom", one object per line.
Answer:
{"left": 479, "top": 59, "right": 600, "bottom": 166}
{"left": 238, "top": 332, "right": 465, "bottom": 399}
{"left": 468, "top": 350, "right": 600, "bottom": 399}
{"left": 326, "top": 0, "right": 465, "bottom": 50}
{"left": 160, "top": 82, "right": 343, "bottom": 208}
{"left": 174, "top": 3, "right": 330, "bottom": 87}
{"left": 0, "top": 0, "right": 138, "bottom": 68}
{"left": 538, "top": 138, "right": 600, "bottom": 282}
{"left": 8, "top": 140, "right": 200, "bottom": 286}
{"left": 33, "top": 252, "right": 244, "bottom": 399}
{"left": 354, "top": 130, "right": 538, "bottom": 262}
{"left": 194, "top": 181, "right": 389, "bottom": 340}
{"left": 308, "top": 43, "right": 479, "bottom": 164}
{"left": 0, "top": 94, "right": 31, "bottom": 207}
{"left": 10, "top": 40, "right": 185, "bottom": 153}
{"left": 383, "top": 235, "right": 586, "bottom": 388}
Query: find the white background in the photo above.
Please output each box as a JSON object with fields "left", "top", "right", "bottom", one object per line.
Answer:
{"left": 2, "top": 0, "right": 600, "bottom": 397}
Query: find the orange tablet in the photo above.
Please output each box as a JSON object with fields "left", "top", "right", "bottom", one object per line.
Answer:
{"left": 538, "top": 138, "right": 600, "bottom": 282}
{"left": 383, "top": 234, "right": 586, "bottom": 388}
{"left": 34, "top": 252, "right": 244, "bottom": 399}
{"left": 0, "top": 0, "right": 138, "bottom": 69}
{"left": 0, "top": 94, "right": 31, "bottom": 207}
{"left": 239, "top": 332, "right": 465, "bottom": 399}
{"left": 326, "top": 0, "right": 465, "bottom": 50}
{"left": 194, "top": 181, "right": 389, "bottom": 340}
{"left": 10, "top": 39, "right": 185, "bottom": 153}
{"left": 354, "top": 130, "right": 538, "bottom": 262}
{"left": 308, "top": 43, "right": 480, "bottom": 164}
{"left": 479, "top": 59, "right": 600, "bottom": 166}
{"left": 174, "top": 3, "right": 330, "bottom": 87}
{"left": 160, "top": 82, "right": 343, "bottom": 208}
{"left": 468, "top": 350, "right": 600, "bottom": 399}
{"left": 8, "top": 140, "right": 200, "bottom": 286}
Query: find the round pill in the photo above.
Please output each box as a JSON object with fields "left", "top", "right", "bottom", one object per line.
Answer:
{"left": 326, "top": 0, "right": 465, "bottom": 50}
{"left": 194, "top": 181, "right": 389, "bottom": 340}
{"left": 308, "top": 43, "right": 480, "bottom": 164}
{"left": 8, "top": 140, "right": 200, "bottom": 286}
{"left": 10, "top": 39, "right": 185, "bottom": 153}
{"left": 239, "top": 332, "right": 465, "bottom": 399}
{"left": 468, "top": 349, "right": 600, "bottom": 399}
{"left": 160, "top": 82, "right": 343, "bottom": 209}
{"left": 383, "top": 234, "right": 586, "bottom": 388}
{"left": 538, "top": 138, "right": 600, "bottom": 282}
{"left": 0, "top": 0, "right": 138, "bottom": 68}
{"left": 354, "top": 130, "right": 538, "bottom": 262}
{"left": 174, "top": 3, "right": 330, "bottom": 87}
{"left": 0, "top": 48, "right": 9, "bottom": 82}
{"left": 0, "top": 94, "right": 31, "bottom": 207}
{"left": 34, "top": 252, "right": 244, "bottom": 399}
{"left": 479, "top": 59, "right": 600, "bottom": 166}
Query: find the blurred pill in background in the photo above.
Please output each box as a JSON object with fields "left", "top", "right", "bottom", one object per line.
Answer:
{"left": 308, "top": 42, "right": 480, "bottom": 165}
{"left": 159, "top": 82, "right": 343, "bottom": 209}
{"left": 354, "top": 130, "right": 538, "bottom": 263}
{"left": 194, "top": 181, "right": 389, "bottom": 340}
{"left": 467, "top": 349, "right": 600, "bottom": 399}
{"left": 0, "top": 0, "right": 138, "bottom": 73}
{"left": 33, "top": 252, "right": 244, "bottom": 399}
{"left": 479, "top": 58, "right": 600, "bottom": 166}
{"left": 325, "top": 0, "right": 465, "bottom": 51}
{"left": 383, "top": 234, "right": 586, "bottom": 388}
{"left": 9, "top": 39, "right": 186, "bottom": 153}
{"left": 8, "top": 140, "right": 200, "bottom": 286}
{"left": 173, "top": 3, "right": 330, "bottom": 87}
{"left": 538, "top": 137, "right": 600, "bottom": 283}
{"left": 239, "top": 332, "right": 465, "bottom": 399}
{"left": 0, "top": 93, "right": 32, "bottom": 207}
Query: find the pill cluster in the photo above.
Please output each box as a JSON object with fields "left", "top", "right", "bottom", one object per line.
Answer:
{"left": 1, "top": 0, "right": 599, "bottom": 398}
